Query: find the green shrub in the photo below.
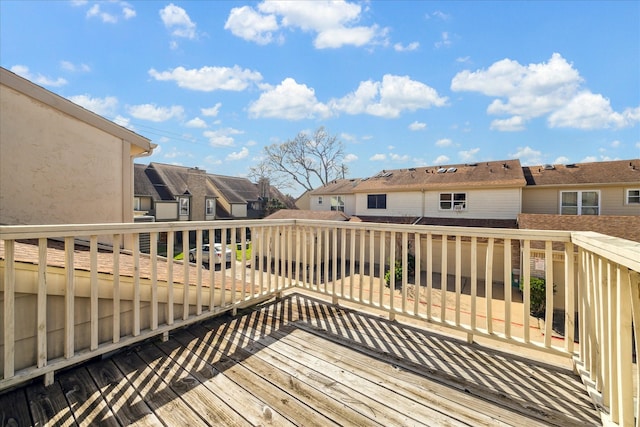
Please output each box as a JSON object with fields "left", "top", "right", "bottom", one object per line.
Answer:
{"left": 384, "top": 253, "right": 415, "bottom": 289}
{"left": 520, "top": 277, "right": 555, "bottom": 317}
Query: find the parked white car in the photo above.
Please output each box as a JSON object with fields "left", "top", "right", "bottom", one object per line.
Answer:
{"left": 189, "top": 243, "right": 233, "bottom": 265}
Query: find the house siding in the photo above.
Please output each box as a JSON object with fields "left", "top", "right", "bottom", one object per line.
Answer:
{"left": 522, "top": 185, "right": 640, "bottom": 216}
{"left": 1, "top": 84, "right": 126, "bottom": 225}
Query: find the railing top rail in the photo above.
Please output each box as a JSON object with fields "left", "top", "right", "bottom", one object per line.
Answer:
{"left": 572, "top": 231, "right": 640, "bottom": 272}
{"left": 0, "top": 219, "right": 574, "bottom": 242}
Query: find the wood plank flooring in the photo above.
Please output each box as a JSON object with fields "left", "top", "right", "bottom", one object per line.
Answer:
{"left": 0, "top": 292, "right": 601, "bottom": 426}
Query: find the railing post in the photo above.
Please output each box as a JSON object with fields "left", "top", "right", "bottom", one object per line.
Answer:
{"left": 564, "top": 242, "right": 574, "bottom": 354}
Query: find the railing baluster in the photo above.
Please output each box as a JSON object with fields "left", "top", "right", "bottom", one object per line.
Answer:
{"left": 3, "top": 239, "right": 15, "bottom": 379}
{"left": 90, "top": 235, "right": 99, "bottom": 350}
{"left": 504, "top": 238, "right": 512, "bottom": 340}
{"left": 132, "top": 233, "right": 140, "bottom": 336}
{"left": 413, "top": 232, "right": 421, "bottom": 316}
{"left": 150, "top": 232, "right": 158, "bottom": 329}
{"left": 258, "top": 226, "right": 264, "bottom": 294}
{"left": 209, "top": 228, "right": 217, "bottom": 308}
{"left": 426, "top": 233, "right": 433, "bottom": 321}
{"left": 241, "top": 227, "right": 248, "bottom": 301}
{"left": 616, "top": 264, "right": 633, "bottom": 426}
{"left": 64, "top": 236, "right": 75, "bottom": 358}
{"left": 359, "top": 229, "right": 366, "bottom": 302}
{"left": 401, "top": 232, "right": 408, "bottom": 313}
{"left": 389, "top": 231, "right": 396, "bottom": 316}
{"left": 182, "top": 230, "right": 189, "bottom": 320}
{"left": 440, "top": 234, "right": 448, "bottom": 323}
{"left": 563, "top": 242, "right": 574, "bottom": 353}
{"left": 333, "top": 227, "right": 339, "bottom": 302}
{"left": 341, "top": 227, "right": 347, "bottom": 298}
{"left": 587, "top": 251, "right": 597, "bottom": 381}
{"left": 522, "top": 239, "right": 531, "bottom": 344}
{"left": 166, "top": 231, "right": 174, "bottom": 325}
{"left": 378, "top": 230, "right": 386, "bottom": 308}
{"left": 251, "top": 226, "right": 257, "bottom": 296}
{"left": 196, "top": 229, "right": 203, "bottom": 315}
{"left": 349, "top": 228, "right": 356, "bottom": 299}
{"left": 315, "top": 227, "right": 322, "bottom": 291}
{"left": 608, "top": 258, "right": 619, "bottom": 423}
{"left": 230, "top": 227, "right": 237, "bottom": 304}
{"left": 469, "top": 236, "right": 477, "bottom": 341}
{"left": 325, "top": 227, "right": 330, "bottom": 294}
{"left": 600, "top": 257, "right": 610, "bottom": 410}
{"left": 112, "top": 234, "right": 121, "bottom": 343}
{"left": 273, "top": 226, "right": 280, "bottom": 292}
{"left": 485, "top": 237, "right": 494, "bottom": 335}
{"left": 37, "top": 238, "right": 47, "bottom": 370}
{"left": 628, "top": 270, "right": 640, "bottom": 427}
{"left": 455, "top": 235, "right": 462, "bottom": 326}
{"left": 543, "top": 241, "right": 553, "bottom": 348}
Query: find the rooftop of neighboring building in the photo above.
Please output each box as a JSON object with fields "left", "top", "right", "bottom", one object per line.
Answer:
{"left": 265, "top": 209, "right": 350, "bottom": 221}
{"left": 523, "top": 159, "right": 640, "bottom": 186}
{"left": 518, "top": 213, "right": 640, "bottom": 243}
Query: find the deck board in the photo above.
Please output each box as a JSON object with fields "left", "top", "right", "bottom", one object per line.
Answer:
{"left": 0, "top": 292, "right": 601, "bottom": 426}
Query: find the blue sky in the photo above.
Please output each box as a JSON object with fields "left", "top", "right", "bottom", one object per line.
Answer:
{"left": 2, "top": 1, "right": 639, "bottom": 196}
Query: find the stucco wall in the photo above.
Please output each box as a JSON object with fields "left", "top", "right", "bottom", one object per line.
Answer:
{"left": 1, "top": 83, "right": 134, "bottom": 225}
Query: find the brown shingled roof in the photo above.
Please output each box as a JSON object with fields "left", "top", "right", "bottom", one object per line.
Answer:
{"left": 352, "top": 159, "right": 525, "bottom": 193}
{"left": 308, "top": 178, "right": 363, "bottom": 195}
{"left": 523, "top": 159, "right": 640, "bottom": 186}
{"left": 518, "top": 213, "right": 640, "bottom": 243}
{"left": 265, "top": 209, "right": 349, "bottom": 221}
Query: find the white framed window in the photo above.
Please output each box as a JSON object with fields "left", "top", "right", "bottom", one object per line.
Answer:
{"left": 560, "top": 190, "right": 599, "bottom": 215}
{"left": 626, "top": 189, "right": 640, "bottom": 205}
{"left": 367, "top": 194, "right": 387, "bottom": 209}
{"left": 439, "top": 192, "right": 466, "bottom": 210}
{"left": 178, "top": 196, "right": 190, "bottom": 216}
{"left": 205, "top": 198, "right": 215, "bottom": 215}
{"left": 133, "top": 197, "right": 141, "bottom": 211}
{"left": 318, "top": 196, "right": 323, "bottom": 205}
{"left": 331, "top": 195, "right": 345, "bottom": 212}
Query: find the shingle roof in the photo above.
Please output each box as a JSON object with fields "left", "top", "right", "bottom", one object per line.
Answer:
{"left": 308, "top": 178, "right": 363, "bottom": 195}
{"left": 133, "top": 164, "right": 162, "bottom": 200}
{"left": 523, "top": 159, "right": 640, "bottom": 186}
{"left": 208, "top": 174, "right": 259, "bottom": 204}
{"left": 265, "top": 209, "right": 349, "bottom": 221}
{"left": 147, "top": 163, "right": 216, "bottom": 198}
{"left": 518, "top": 213, "right": 640, "bottom": 243}
{"left": 348, "top": 159, "right": 525, "bottom": 193}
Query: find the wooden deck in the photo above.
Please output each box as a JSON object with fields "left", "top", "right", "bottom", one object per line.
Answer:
{"left": 0, "top": 292, "right": 600, "bottom": 426}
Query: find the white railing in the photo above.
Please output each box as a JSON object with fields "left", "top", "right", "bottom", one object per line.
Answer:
{"left": 1, "top": 220, "right": 638, "bottom": 426}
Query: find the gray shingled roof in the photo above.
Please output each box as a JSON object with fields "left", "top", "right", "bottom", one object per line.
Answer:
{"left": 134, "top": 164, "right": 162, "bottom": 200}
{"left": 148, "top": 163, "right": 216, "bottom": 197}
{"left": 208, "top": 174, "right": 258, "bottom": 204}
{"left": 523, "top": 159, "right": 640, "bottom": 186}
{"left": 308, "top": 178, "right": 363, "bottom": 196}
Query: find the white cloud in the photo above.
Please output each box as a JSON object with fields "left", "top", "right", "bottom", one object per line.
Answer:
{"left": 203, "top": 127, "right": 243, "bottom": 147}
{"left": 451, "top": 52, "right": 640, "bottom": 130}
{"left": 226, "top": 147, "right": 249, "bottom": 161}
{"left": 123, "top": 7, "right": 136, "bottom": 19}
{"left": 248, "top": 78, "right": 330, "bottom": 120}
{"left": 554, "top": 156, "right": 570, "bottom": 164}
{"left": 68, "top": 94, "right": 118, "bottom": 117}
{"left": 390, "top": 153, "right": 410, "bottom": 162}
{"left": 185, "top": 117, "right": 207, "bottom": 128}
{"left": 611, "top": 140, "right": 621, "bottom": 148}
{"left": 160, "top": 4, "right": 197, "bottom": 39}
{"left": 433, "top": 155, "right": 450, "bottom": 164}
{"left": 205, "top": 155, "right": 223, "bottom": 165}
{"left": 435, "top": 138, "right": 452, "bottom": 147}
{"left": 370, "top": 154, "right": 386, "bottom": 161}
{"left": 344, "top": 153, "right": 358, "bottom": 162}
{"left": 149, "top": 66, "right": 262, "bottom": 92}
{"left": 60, "top": 61, "right": 90, "bottom": 72}
{"left": 509, "top": 146, "right": 542, "bottom": 165}
{"left": 225, "top": 1, "right": 388, "bottom": 49}
{"left": 331, "top": 74, "right": 447, "bottom": 118}
{"left": 490, "top": 115, "right": 526, "bottom": 131}
{"left": 225, "top": 6, "right": 280, "bottom": 45}
{"left": 76, "top": 1, "right": 135, "bottom": 23}
{"left": 431, "top": 11, "right": 450, "bottom": 21}
{"left": 10, "top": 65, "right": 67, "bottom": 87}
{"left": 409, "top": 121, "right": 426, "bottom": 131}
{"left": 434, "top": 32, "right": 451, "bottom": 49}
{"left": 128, "top": 104, "right": 184, "bottom": 122}
{"left": 87, "top": 4, "right": 117, "bottom": 23}
{"left": 581, "top": 156, "right": 598, "bottom": 163}
{"left": 394, "top": 41, "right": 419, "bottom": 52}
{"left": 340, "top": 133, "right": 356, "bottom": 142}
{"left": 201, "top": 103, "right": 222, "bottom": 117}
{"left": 456, "top": 56, "right": 471, "bottom": 64}
{"left": 548, "top": 93, "right": 640, "bottom": 129}
{"left": 458, "top": 147, "right": 480, "bottom": 162}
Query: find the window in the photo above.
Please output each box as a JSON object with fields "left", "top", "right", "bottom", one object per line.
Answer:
{"left": 318, "top": 196, "right": 323, "bottom": 205}
{"left": 561, "top": 190, "right": 599, "bottom": 215}
{"left": 205, "top": 198, "right": 215, "bottom": 215}
{"left": 133, "top": 197, "right": 141, "bottom": 211}
{"left": 178, "top": 196, "right": 190, "bottom": 216}
{"left": 367, "top": 194, "right": 387, "bottom": 209}
{"left": 627, "top": 189, "right": 640, "bottom": 204}
{"left": 439, "top": 193, "right": 466, "bottom": 210}
{"left": 331, "top": 196, "right": 345, "bottom": 212}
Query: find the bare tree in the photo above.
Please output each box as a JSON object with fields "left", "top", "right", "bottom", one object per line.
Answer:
{"left": 250, "top": 126, "right": 348, "bottom": 192}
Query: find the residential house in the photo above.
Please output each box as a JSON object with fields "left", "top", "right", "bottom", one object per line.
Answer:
{"left": 0, "top": 67, "right": 155, "bottom": 227}
{"left": 310, "top": 160, "right": 525, "bottom": 228}
{"left": 521, "top": 159, "right": 640, "bottom": 217}
{"left": 135, "top": 162, "right": 217, "bottom": 222}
